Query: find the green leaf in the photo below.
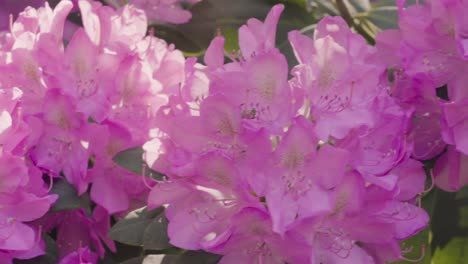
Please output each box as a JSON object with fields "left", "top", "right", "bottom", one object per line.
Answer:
{"left": 271, "top": 0, "right": 308, "bottom": 8}
{"left": 366, "top": 6, "right": 399, "bottom": 30}
{"left": 432, "top": 237, "right": 468, "bottom": 263}
{"left": 354, "top": 0, "right": 420, "bottom": 32}
{"left": 459, "top": 206, "right": 468, "bottom": 229}
{"left": 142, "top": 251, "right": 222, "bottom": 264}
{"left": 151, "top": 24, "right": 205, "bottom": 54}
{"left": 431, "top": 189, "right": 461, "bottom": 251}
{"left": 169, "top": 251, "right": 221, "bottom": 264}
{"left": 150, "top": 0, "right": 271, "bottom": 55}
{"left": 310, "top": 0, "right": 339, "bottom": 16}
{"left": 371, "top": 0, "right": 420, "bottom": 8}
{"left": 221, "top": 26, "right": 240, "bottom": 53}
{"left": 113, "top": 147, "right": 165, "bottom": 180}
{"left": 348, "top": 0, "right": 371, "bottom": 12}
{"left": 49, "top": 178, "right": 92, "bottom": 215}
{"left": 151, "top": 0, "right": 316, "bottom": 57}
{"left": 390, "top": 191, "right": 435, "bottom": 264}
{"left": 143, "top": 213, "right": 171, "bottom": 250}
{"left": 391, "top": 227, "right": 431, "bottom": 264}
{"left": 120, "top": 256, "right": 146, "bottom": 264}
{"left": 108, "top": 206, "right": 165, "bottom": 247}
{"left": 455, "top": 185, "right": 468, "bottom": 200}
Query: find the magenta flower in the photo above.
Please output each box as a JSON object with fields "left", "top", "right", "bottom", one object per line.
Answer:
{"left": 441, "top": 99, "right": 468, "bottom": 155}
{"left": 0, "top": 152, "right": 57, "bottom": 262}
{"left": 143, "top": 4, "right": 429, "bottom": 263}
{"left": 39, "top": 207, "right": 114, "bottom": 259}
{"left": 105, "top": 0, "right": 201, "bottom": 24}
{"left": 433, "top": 146, "right": 468, "bottom": 192}
{"left": 59, "top": 247, "right": 98, "bottom": 264}
{"left": 211, "top": 208, "right": 310, "bottom": 264}
{"left": 0, "top": 0, "right": 441, "bottom": 262}
{"left": 289, "top": 16, "right": 384, "bottom": 140}
{"left": 375, "top": 0, "right": 468, "bottom": 191}
{"left": 0, "top": 0, "right": 45, "bottom": 31}
{"left": 0, "top": 0, "right": 188, "bottom": 259}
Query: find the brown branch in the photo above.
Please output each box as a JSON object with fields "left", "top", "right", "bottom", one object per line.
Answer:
{"left": 334, "top": 0, "right": 375, "bottom": 44}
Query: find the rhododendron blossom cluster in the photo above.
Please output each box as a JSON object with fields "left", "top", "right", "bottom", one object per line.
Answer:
{"left": 0, "top": 0, "right": 466, "bottom": 263}
{"left": 142, "top": 5, "right": 430, "bottom": 263}
{"left": 0, "top": 0, "right": 185, "bottom": 262}
{"left": 377, "top": 0, "right": 468, "bottom": 192}
{"left": 104, "top": 0, "right": 202, "bottom": 24}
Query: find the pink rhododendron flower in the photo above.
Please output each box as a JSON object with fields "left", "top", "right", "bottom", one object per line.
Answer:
{"left": 143, "top": 4, "right": 430, "bottom": 263}
{"left": 441, "top": 98, "right": 468, "bottom": 155}
{"left": 433, "top": 146, "right": 468, "bottom": 192}
{"left": 0, "top": 0, "right": 187, "bottom": 259}
{"left": 211, "top": 208, "right": 310, "bottom": 264}
{"left": 0, "top": 151, "right": 57, "bottom": 262}
{"left": 0, "top": 0, "right": 449, "bottom": 262}
{"left": 290, "top": 16, "right": 384, "bottom": 140}
{"left": 105, "top": 0, "right": 202, "bottom": 24}
{"left": 0, "top": 0, "right": 45, "bottom": 31}
{"left": 376, "top": 0, "right": 468, "bottom": 191}
{"left": 59, "top": 247, "right": 98, "bottom": 264}
{"left": 38, "top": 207, "right": 114, "bottom": 259}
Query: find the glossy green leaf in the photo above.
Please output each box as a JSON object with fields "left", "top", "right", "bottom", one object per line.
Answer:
{"left": 49, "top": 178, "right": 92, "bottom": 215}
{"left": 220, "top": 26, "right": 239, "bottom": 53}
{"left": 120, "top": 256, "right": 146, "bottom": 264}
{"left": 143, "top": 213, "right": 171, "bottom": 250}
{"left": 309, "top": 0, "right": 338, "bottom": 16}
{"left": 455, "top": 185, "right": 468, "bottom": 200}
{"left": 348, "top": 0, "right": 371, "bottom": 12}
{"left": 432, "top": 237, "right": 468, "bottom": 264}
{"left": 353, "top": 0, "right": 421, "bottom": 32}
{"left": 391, "top": 227, "right": 431, "bottom": 264}
{"left": 151, "top": 0, "right": 316, "bottom": 56}
{"left": 113, "top": 147, "right": 165, "bottom": 180}
{"left": 431, "top": 189, "right": 461, "bottom": 251}
{"left": 142, "top": 251, "right": 222, "bottom": 264}
{"left": 272, "top": 0, "right": 308, "bottom": 8}
{"left": 149, "top": 0, "right": 270, "bottom": 55}
{"left": 109, "top": 206, "right": 165, "bottom": 247}
{"left": 366, "top": 6, "right": 399, "bottom": 30}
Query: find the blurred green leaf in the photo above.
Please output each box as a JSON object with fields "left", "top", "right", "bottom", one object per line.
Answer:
{"left": 371, "top": 0, "right": 421, "bottom": 8}
{"left": 431, "top": 189, "right": 461, "bottom": 251}
{"left": 142, "top": 251, "right": 221, "bottom": 264}
{"left": 50, "top": 178, "right": 92, "bottom": 215}
{"left": 456, "top": 185, "right": 468, "bottom": 200}
{"left": 219, "top": 25, "right": 239, "bottom": 52}
{"left": 151, "top": 24, "right": 205, "bottom": 54}
{"left": 391, "top": 227, "right": 431, "bottom": 264}
{"left": 353, "top": 0, "right": 421, "bottom": 34}
{"left": 164, "top": 251, "right": 222, "bottom": 264}
{"left": 113, "top": 147, "right": 165, "bottom": 181}
{"left": 432, "top": 237, "right": 468, "bottom": 264}
{"left": 459, "top": 206, "right": 468, "bottom": 229}
{"left": 151, "top": 0, "right": 316, "bottom": 58}
{"left": 348, "top": 0, "right": 371, "bottom": 12}
{"left": 309, "top": 0, "right": 339, "bottom": 16}
{"left": 109, "top": 206, "right": 165, "bottom": 247}
{"left": 150, "top": 0, "right": 270, "bottom": 55}
{"left": 120, "top": 256, "right": 146, "bottom": 264}
{"left": 365, "top": 6, "right": 399, "bottom": 30}
{"left": 391, "top": 191, "right": 434, "bottom": 264}
{"left": 273, "top": 0, "right": 308, "bottom": 8}
{"left": 143, "top": 213, "right": 171, "bottom": 251}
